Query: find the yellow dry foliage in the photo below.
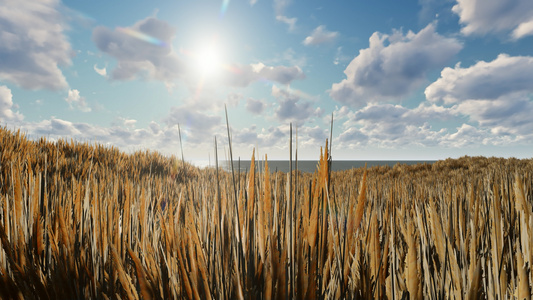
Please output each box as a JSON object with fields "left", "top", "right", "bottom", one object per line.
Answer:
{"left": 0, "top": 127, "right": 532, "bottom": 299}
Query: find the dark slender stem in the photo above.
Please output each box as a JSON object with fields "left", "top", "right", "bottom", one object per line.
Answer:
{"left": 224, "top": 105, "right": 244, "bottom": 290}
{"left": 289, "top": 123, "right": 295, "bottom": 299}
{"left": 215, "top": 137, "right": 225, "bottom": 299}
{"left": 178, "top": 123, "right": 185, "bottom": 163}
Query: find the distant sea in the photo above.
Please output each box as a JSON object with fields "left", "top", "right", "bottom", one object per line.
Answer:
{"left": 218, "top": 160, "right": 437, "bottom": 173}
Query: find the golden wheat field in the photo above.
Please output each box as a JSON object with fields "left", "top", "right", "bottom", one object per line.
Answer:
{"left": 0, "top": 126, "right": 532, "bottom": 299}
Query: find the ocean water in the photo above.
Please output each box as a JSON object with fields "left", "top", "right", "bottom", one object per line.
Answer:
{"left": 219, "top": 160, "right": 436, "bottom": 173}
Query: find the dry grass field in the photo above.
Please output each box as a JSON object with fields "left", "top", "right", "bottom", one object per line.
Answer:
{"left": 1, "top": 127, "right": 532, "bottom": 299}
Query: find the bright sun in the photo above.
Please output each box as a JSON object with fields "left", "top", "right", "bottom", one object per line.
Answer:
{"left": 195, "top": 42, "right": 222, "bottom": 78}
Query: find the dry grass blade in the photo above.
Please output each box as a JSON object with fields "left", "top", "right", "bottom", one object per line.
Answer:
{"left": 516, "top": 248, "right": 531, "bottom": 300}
{"left": 128, "top": 248, "right": 155, "bottom": 300}
{"left": 110, "top": 244, "right": 138, "bottom": 300}
{"left": 0, "top": 127, "right": 532, "bottom": 299}
{"left": 405, "top": 219, "right": 421, "bottom": 300}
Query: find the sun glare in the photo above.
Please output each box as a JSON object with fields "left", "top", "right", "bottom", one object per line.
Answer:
{"left": 196, "top": 42, "right": 222, "bottom": 78}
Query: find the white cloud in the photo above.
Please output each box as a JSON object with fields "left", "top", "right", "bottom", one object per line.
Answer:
{"left": 0, "top": 85, "right": 23, "bottom": 122}
{"left": 276, "top": 16, "right": 297, "bottom": 32}
{"left": 272, "top": 86, "right": 317, "bottom": 124}
{"left": 163, "top": 105, "right": 221, "bottom": 144}
{"left": 440, "top": 124, "right": 487, "bottom": 148}
{"left": 149, "top": 121, "right": 161, "bottom": 134}
{"left": 426, "top": 54, "right": 533, "bottom": 142}
{"left": 246, "top": 98, "right": 266, "bottom": 114}
{"left": 355, "top": 104, "right": 451, "bottom": 146}
{"left": 337, "top": 127, "right": 369, "bottom": 148}
{"left": 298, "top": 125, "right": 328, "bottom": 148}
{"left": 233, "top": 125, "right": 259, "bottom": 145}
{"left": 32, "top": 118, "right": 82, "bottom": 136}
{"left": 335, "top": 103, "right": 458, "bottom": 149}
{"left": 236, "top": 126, "right": 286, "bottom": 150}
{"left": 117, "top": 117, "right": 137, "bottom": 128}
{"left": 0, "top": 0, "right": 72, "bottom": 90}
{"left": 92, "top": 17, "right": 184, "bottom": 85}
{"left": 226, "top": 93, "right": 242, "bottom": 107}
{"left": 93, "top": 64, "right": 107, "bottom": 77}
{"left": 303, "top": 25, "right": 338, "bottom": 46}
{"left": 330, "top": 24, "right": 462, "bottom": 107}
{"left": 332, "top": 105, "right": 353, "bottom": 120}
{"left": 22, "top": 115, "right": 210, "bottom": 157}
{"left": 65, "top": 89, "right": 91, "bottom": 112}
{"left": 454, "top": 97, "right": 533, "bottom": 137}
{"left": 512, "top": 20, "right": 533, "bottom": 39}
{"left": 25, "top": 117, "right": 157, "bottom": 152}
{"left": 230, "top": 123, "right": 329, "bottom": 153}
{"left": 274, "top": 0, "right": 297, "bottom": 31}
{"left": 426, "top": 54, "right": 533, "bottom": 104}
{"left": 250, "top": 0, "right": 258, "bottom": 6}
{"left": 222, "top": 62, "right": 305, "bottom": 87}
{"left": 258, "top": 126, "right": 286, "bottom": 147}
{"left": 452, "top": 0, "right": 533, "bottom": 39}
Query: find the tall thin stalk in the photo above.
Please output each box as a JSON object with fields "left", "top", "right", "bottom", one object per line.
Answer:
{"left": 224, "top": 104, "right": 244, "bottom": 287}
{"left": 214, "top": 136, "right": 226, "bottom": 299}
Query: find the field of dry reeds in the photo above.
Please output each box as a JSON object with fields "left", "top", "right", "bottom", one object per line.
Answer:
{"left": 1, "top": 126, "right": 532, "bottom": 299}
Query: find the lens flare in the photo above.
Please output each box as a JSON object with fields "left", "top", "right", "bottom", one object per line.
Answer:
{"left": 220, "top": 0, "right": 230, "bottom": 19}
{"left": 117, "top": 27, "right": 168, "bottom": 47}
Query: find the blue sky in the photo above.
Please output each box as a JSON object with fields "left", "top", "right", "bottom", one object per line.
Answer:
{"left": 1, "top": 0, "right": 532, "bottom": 164}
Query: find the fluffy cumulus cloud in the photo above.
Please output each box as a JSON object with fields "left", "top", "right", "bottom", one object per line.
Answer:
{"left": 272, "top": 86, "right": 317, "bottom": 124}
{"left": 149, "top": 121, "right": 161, "bottom": 134}
{"left": 440, "top": 124, "right": 488, "bottom": 148}
{"left": 0, "top": 85, "right": 23, "bottom": 122}
{"left": 335, "top": 103, "right": 456, "bottom": 149}
{"left": 298, "top": 126, "right": 328, "bottom": 148}
{"left": 358, "top": 104, "right": 451, "bottom": 146}
{"left": 337, "top": 128, "right": 369, "bottom": 148}
{"left": 246, "top": 98, "right": 266, "bottom": 114}
{"left": 222, "top": 62, "right": 305, "bottom": 87}
{"left": 253, "top": 126, "right": 286, "bottom": 148}
{"left": 452, "top": 0, "right": 533, "bottom": 39}
{"left": 334, "top": 99, "right": 525, "bottom": 149}
{"left": 163, "top": 105, "right": 221, "bottom": 144}
{"left": 25, "top": 117, "right": 165, "bottom": 152}
{"left": 92, "top": 17, "right": 183, "bottom": 85}
{"left": 303, "top": 25, "right": 338, "bottom": 46}
{"left": 426, "top": 54, "right": 533, "bottom": 141}
{"left": 454, "top": 97, "right": 533, "bottom": 138}
{"left": 233, "top": 125, "right": 259, "bottom": 145}
{"left": 226, "top": 93, "right": 243, "bottom": 108}
{"left": 230, "top": 124, "right": 328, "bottom": 153}
{"left": 21, "top": 113, "right": 219, "bottom": 157}
{"left": 330, "top": 24, "right": 462, "bottom": 106}
{"left": 0, "top": 0, "right": 72, "bottom": 90}
{"left": 426, "top": 54, "right": 533, "bottom": 104}
{"left": 228, "top": 125, "right": 286, "bottom": 154}
{"left": 32, "top": 118, "right": 82, "bottom": 137}
{"left": 258, "top": 126, "right": 286, "bottom": 147}
{"left": 65, "top": 89, "right": 91, "bottom": 112}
